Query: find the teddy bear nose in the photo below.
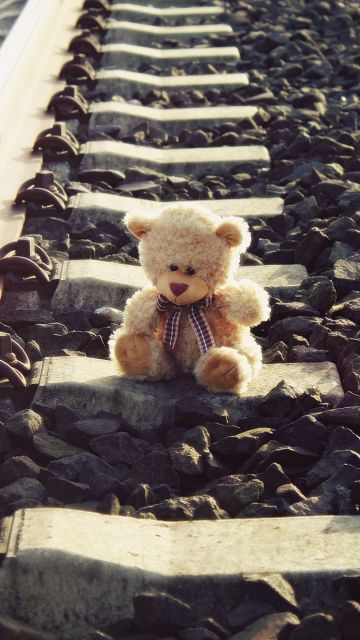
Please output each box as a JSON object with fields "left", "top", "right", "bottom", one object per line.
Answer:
{"left": 170, "top": 282, "right": 189, "bottom": 297}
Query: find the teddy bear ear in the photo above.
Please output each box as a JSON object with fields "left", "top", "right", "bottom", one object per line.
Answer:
{"left": 124, "top": 211, "right": 153, "bottom": 239}
{"left": 215, "top": 217, "right": 251, "bottom": 250}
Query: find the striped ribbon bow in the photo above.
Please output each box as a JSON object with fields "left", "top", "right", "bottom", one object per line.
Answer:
{"left": 156, "top": 293, "right": 216, "bottom": 354}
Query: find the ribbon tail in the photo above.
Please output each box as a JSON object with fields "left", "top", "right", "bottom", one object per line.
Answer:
{"left": 189, "top": 306, "right": 216, "bottom": 355}
{"left": 164, "top": 308, "right": 182, "bottom": 350}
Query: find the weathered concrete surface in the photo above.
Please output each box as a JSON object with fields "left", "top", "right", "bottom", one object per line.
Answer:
{"left": 51, "top": 261, "right": 307, "bottom": 313}
{"left": 101, "top": 43, "right": 240, "bottom": 68}
{"left": 110, "top": 3, "right": 225, "bottom": 18}
{"left": 105, "top": 21, "right": 233, "bottom": 44}
{"left": 89, "top": 103, "right": 257, "bottom": 134}
{"left": 95, "top": 69, "right": 248, "bottom": 96}
{"left": 68, "top": 192, "right": 284, "bottom": 225}
{"left": 1, "top": 509, "right": 357, "bottom": 639}
{"left": 80, "top": 140, "right": 270, "bottom": 175}
{"left": 32, "top": 357, "right": 343, "bottom": 425}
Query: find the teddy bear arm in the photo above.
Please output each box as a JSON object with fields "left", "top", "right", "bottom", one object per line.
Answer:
{"left": 217, "top": 280, "right": 270, "bottom": 327}
{"left": 122, "top": 286, "right": 160, "bottom": 335}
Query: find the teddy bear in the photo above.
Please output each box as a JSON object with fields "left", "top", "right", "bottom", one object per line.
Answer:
{"left": 109, "top": 203, "right": 270, "bottom": 394}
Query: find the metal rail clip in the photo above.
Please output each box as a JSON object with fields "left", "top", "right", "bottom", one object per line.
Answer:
{"left": 33, "top": 122, "right": 79, "bottom": 159}
{"left": 76, "top": 12, "right": 107, "bottom": 32}
{"left": 15, "top": 170, "right": 68, "bottom": 211}
{"left": 0, "top": 236, "right": 52, "bottom": 285}
{"left": 48, "top": 85, "right": 89, "bottom": 120}
{"left": 59, "top": 53, "right": 96, "bottom": 83}
{"left": 69, "top": 30, "right": 101, "bottom": 56}
{"left": 0, "top": 333, "right": 31, "bottom": 388}
{"left": 83, "top": 0, "right": 111, "bottom": 13}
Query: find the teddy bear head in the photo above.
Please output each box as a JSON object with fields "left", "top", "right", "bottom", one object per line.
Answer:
{"left": 125, "top": 203, "right": 251, "bottom": 306}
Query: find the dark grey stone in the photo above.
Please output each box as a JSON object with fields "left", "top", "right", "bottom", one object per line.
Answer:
{"left": 306, "top": 450, "right": 360, "bottom": 490}
{"left": 314, "top": 464, "right": 360, "bottom": 497}
{"left": 258, "top": 463, "right": 291, "bottom": 495}
{"left": 287, "top": 491, "right": 335, "bottom": 515}
{"left": 307, "top": 280, "right": 337, "bottom": 313}
{"left": 211, "top": 428, "right": 274, "bottom": 458}
{"left": 175, "top": 401, "right": 229, "bottom": 428}
{"left": 134, "top": 592, "right": 194, "bottom": 631}
{"left": 240, "top": 574, "right": 298, "bottom": 613}
{"left": 291, "top": 196, "right": 319, "bottom": 222}
{"left": 69, "top": 418, "right": 119, "bottom": 448}
{"left": 139, "top": 495, "right": 227, "bottom": 521}
{"left": 169, "top": 443, "right": 204, "bottom": 476}
{"left": 325, "top": 426, "right": 360, "bottom": 455}
{"left": 179, "top": 626, "right": 221, "bottom": 640}
{"left": 48, "top": 452, "right": 125, "bottom": 496}
{"left": 243, "top": 440, "right": 318, "bottom": 475}
{"left": 294, "top": 228, "right": 331, "bottom": 267}
{"left": 276, "top": 483, "right": 306, "bottom": 505}
{"left": 97, "top": 492, "right": 121, "bottom": 515}
{"left": 227, "top": 601, "right": 276, "bottom": 632}
{"left": 335, "top": 600, "right": 360, "bottom": 640}
{"left": 28, "top": 323, "right": 68, "bottom": 351}
{"left": 333, "top": 254, "right": 360, "bottom": 296}
{"left": 275, "top": 415, "right": 326, "bottom": 454}
{"left": 205, "top": 475, "right": 264, "bottom": 516}
{"left": 126, "top": 483, "right": 156, "bottom": 509}
{"left": 0, "top": 478, "right": 47, "bottom": 509}
{"left": 90, "top": 432, "right": 149, "bottom": 466}
{"left": 0, "top": 456, "right": 40, "bottom": 487}
{"left": 183, "top": 426, "right": 211, "bottom": 453}
{"left": 258, "top": 382, "right": 300, "bottom": 418}
{"left": 202, "top": 422, "right": 240, "bottom": 442}
{"left": 129, "top": 450, "right": 180, "bottom": 488}
{"left": 291, "top": 346, "right": 329, "bottom": 362}
{"left": 289, "top": 612, "right": 340, "bottom": 640}
{"left": 230, "top": 612, "right": 299, "bottom": 639}
{"left": 263, "top": 341, "right": 288, "bottom": 364}
{"left": 46, "top": 475, "right": 90, "bottom": 503}
{"left": 0, "top": 427, "right": 12, "bottom": 457}
{"left": 269, "top": 317, "right": 322, "bottom": 343}
{"left": 32, "top": 433, "right": 83, "bottom": 461}
{"left": 5, "top": 410, "right": 45, "bottom": 440}
{"left": 53, "top": 404, "right": 82, "bottom": 438}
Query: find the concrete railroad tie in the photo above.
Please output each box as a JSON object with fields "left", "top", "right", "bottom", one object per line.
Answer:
{"left": 104, "top": 21, "right": 234, "bottom": 44}
{"left": 95, "top": 69, "right": 249, "bottom": 96}
{"left": 88, "top": 104, "right": 259, "bottom": 134}
{"left": 67, "top": 192, "right": 284, "bottom": 225}
{"left": 0, "top": 509, "right": 357, "bottom": 635}
{"left": 101, "top": 43, "right": 240, "bottom": 68}
{"left": 32, "top": 356, "right": 343, "bottom": 424}
{"left": 80, "top": 140, "right": 270, "bottom": 175}
{"left": 51, "top": 261, "right": 308, "bottom": 312}
{"left": 109, "top": 3, "right": 225, "bottom": 18}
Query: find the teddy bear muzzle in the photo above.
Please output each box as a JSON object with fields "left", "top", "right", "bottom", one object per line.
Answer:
{"left": 169, "top": 282, "right": 189, "bottom": 297}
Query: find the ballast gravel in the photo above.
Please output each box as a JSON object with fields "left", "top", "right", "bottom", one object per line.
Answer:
{"left": 1, "top": 0, "right": 360, "bottom": 636}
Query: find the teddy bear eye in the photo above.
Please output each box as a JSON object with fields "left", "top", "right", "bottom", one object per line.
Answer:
{"left": 186, "top": 266, "right": 196, "bottom": 276}
{"left": 170, "top": 263, "right": 178, "bottom": 271}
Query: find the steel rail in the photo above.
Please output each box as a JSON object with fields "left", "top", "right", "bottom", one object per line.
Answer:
{"left": 0, "top": 0, "right": 84, "bottom": 297}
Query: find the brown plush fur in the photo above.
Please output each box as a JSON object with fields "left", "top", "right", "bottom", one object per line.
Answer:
{"left": 110, "top": 204, "right": 270, "bottom": 394}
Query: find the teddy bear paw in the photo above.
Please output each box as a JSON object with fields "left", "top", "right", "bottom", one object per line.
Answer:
{"left": 113, "top": 333, "right": 152, "bottom": 377}
{"left": 199, "top": 349, "right": 252, "bottom": 393}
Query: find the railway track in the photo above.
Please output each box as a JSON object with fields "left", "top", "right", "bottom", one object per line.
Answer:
{"left": 0, "top": 0, "right": 359, "bottom": 638}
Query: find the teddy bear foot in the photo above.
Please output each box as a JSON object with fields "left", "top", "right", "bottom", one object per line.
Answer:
{"left": 113, "top": 333, "right": 152, "bottom": 377}
{"left": 195, "top": 347, "right": 253, "bottom": 394}
{"left": 110, "top": 330, "right": 178, "bottom": 381}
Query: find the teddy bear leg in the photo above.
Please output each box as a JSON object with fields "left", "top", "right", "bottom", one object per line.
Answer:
{"left": 194, "top": 346, "right": 254, "bottom": 394}
{"left": 110, "top": 330, "right": 177, "bottom": 381}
